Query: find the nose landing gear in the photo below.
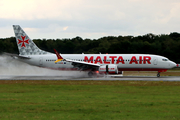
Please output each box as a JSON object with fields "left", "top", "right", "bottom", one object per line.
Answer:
{"left": 157, "top": 72, "right": 160, "bottom": 77}
{"left": 157, "top": 70, "right": 167, "bottom": 77}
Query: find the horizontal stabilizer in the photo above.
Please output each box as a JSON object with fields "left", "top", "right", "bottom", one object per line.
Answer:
{"left": 3, "top": 52, "right": 31, "bottom": 59}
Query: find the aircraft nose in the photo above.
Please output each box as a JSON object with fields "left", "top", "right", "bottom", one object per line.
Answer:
{"left": 170, "top": 61, "right": 177, "bottom": 68}
{"left": 176, "top": 64, "right": 180, "bottom": 68}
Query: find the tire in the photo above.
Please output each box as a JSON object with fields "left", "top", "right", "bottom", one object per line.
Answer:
{"left": 157, "top": 73, "right": 160, "bottom": 77}
{"left": 88, "top": 71, "right": 93, "bottom": 77}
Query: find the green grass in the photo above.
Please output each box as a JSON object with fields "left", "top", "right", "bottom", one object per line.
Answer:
{"left": 0, "top": 80, "right": 180, "bottom": 120}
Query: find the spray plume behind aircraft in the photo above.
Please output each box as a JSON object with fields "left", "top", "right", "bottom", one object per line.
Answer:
{"left": 0, "top": 54, "right": 87, "bottom": 77}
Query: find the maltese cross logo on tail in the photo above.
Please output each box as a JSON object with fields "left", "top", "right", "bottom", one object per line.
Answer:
{"left": 18, "top": 36, "right": 29, "bottom": 47}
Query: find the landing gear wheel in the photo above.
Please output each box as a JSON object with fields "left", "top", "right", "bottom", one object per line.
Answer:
{"left": 88, "top": 71, "right": 93, "bottom": 77}
{"left": 157, "top": 72, "right": 160, "bottom": 77}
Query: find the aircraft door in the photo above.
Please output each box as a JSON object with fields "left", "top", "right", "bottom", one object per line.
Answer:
{"left": 153, "top": 57, "right": 158, "bottom": 65}
{"left": 39, "top": 57, "right": 43, "bottom": 66}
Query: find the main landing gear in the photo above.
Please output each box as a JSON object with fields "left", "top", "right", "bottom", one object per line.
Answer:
{"left": 88, "top": 71, "right": 93, "bottom": 77}
{"left": 88, "top": 71, "right": 101, "bottom": 77}
{"left": 157, "top": 72, "right": 160, "bottom": 77}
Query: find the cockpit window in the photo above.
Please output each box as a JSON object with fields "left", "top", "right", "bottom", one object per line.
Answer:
{"left": 162, "top": 59, "right": 168, "bottom": 61}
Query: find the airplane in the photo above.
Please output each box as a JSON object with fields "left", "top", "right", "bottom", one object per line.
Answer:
{"left": 11, "top": 25, "right": 178, "bottom": 77}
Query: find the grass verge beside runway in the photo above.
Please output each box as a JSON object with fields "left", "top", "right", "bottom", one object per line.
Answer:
{"left": 0, "top": 80, "right": 180, "bottom": 120}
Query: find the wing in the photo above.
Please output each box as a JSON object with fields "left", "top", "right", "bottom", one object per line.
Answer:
{"left": 53, "top": 49, "right": 100, "bottom": 71}
{"left": 66, "top": 59, "right": 100, "bottom": 70}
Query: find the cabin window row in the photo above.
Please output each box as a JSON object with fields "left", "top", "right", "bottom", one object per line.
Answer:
{"left": 46, "top": 60, "right": 56, "bottom": 61}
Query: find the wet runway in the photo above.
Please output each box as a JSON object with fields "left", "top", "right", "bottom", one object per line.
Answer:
{"left": 0, "top": 75, "right": 180, "bottom": 81}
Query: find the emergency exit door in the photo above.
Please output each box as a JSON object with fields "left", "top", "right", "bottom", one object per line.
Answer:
{"left": 39, "top": 57, "right": 43, "bottom": 66}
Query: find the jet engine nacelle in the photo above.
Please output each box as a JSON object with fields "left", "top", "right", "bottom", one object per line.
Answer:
{"left": 99, "top": 64, "right": 118, "bottom": 74}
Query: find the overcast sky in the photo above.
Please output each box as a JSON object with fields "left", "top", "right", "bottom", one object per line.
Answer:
{"left": 0, "top": 0, "right": 180, "bottom": 39}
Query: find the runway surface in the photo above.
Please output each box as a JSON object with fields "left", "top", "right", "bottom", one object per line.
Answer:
{"left": 0, "top": 75, "right": 180, "bottom": 81}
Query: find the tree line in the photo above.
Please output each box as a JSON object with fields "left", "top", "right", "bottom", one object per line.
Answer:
{"left": 1, "top": 32, "right": 180, "bottom": 63}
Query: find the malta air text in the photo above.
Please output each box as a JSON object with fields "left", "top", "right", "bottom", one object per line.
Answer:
{"left": 84, "top": 56, "right": 151, "bottom": 64}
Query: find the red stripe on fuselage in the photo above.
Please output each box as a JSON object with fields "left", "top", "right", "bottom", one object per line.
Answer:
{"left": 40, "top": 67, "right": 167, "bottom": 72}
{"left": 118, "top": 68, "right": 167, "bottom": 72}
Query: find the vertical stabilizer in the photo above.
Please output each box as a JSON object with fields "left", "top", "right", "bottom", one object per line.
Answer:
{"left": 13, "top": 25, "right": 51, "bottom": 55}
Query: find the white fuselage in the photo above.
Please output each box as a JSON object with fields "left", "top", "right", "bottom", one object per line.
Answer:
{"left": 19, "top": 53, "right": 176, "bottom": 72}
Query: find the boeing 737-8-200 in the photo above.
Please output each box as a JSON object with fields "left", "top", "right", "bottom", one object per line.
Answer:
{"left": 11, "top": 25, "right": 178, "bottom": 77}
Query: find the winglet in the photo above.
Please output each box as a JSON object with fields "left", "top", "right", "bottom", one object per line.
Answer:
{"left": 54, "top": 49, "right": 63, "bottom": 63}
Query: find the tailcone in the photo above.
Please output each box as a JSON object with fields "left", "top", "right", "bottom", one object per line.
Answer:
{"left": 169, "top": 61, "right": 177, "bottom": 68}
